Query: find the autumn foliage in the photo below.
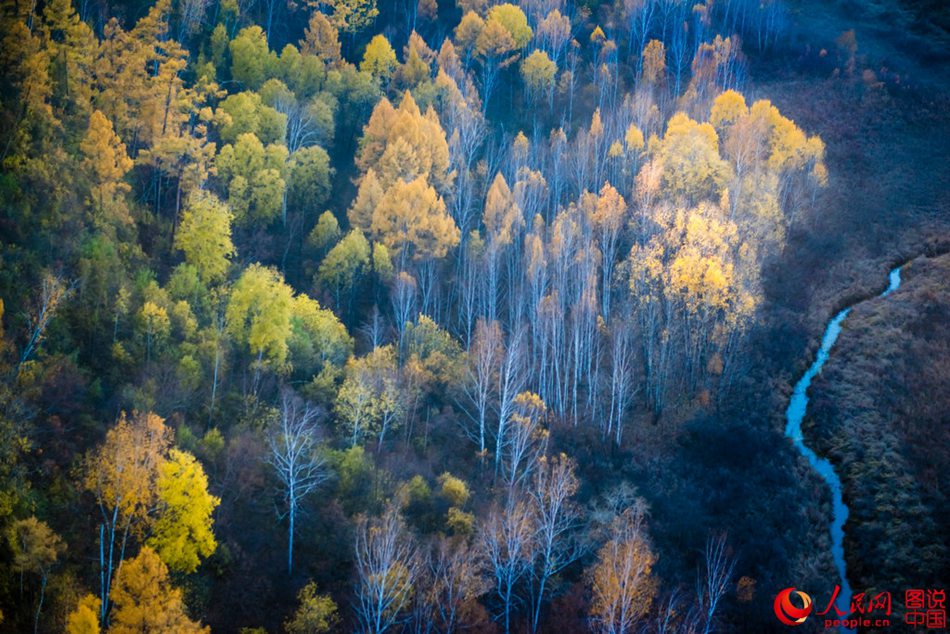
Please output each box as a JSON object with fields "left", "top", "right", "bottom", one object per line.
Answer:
{"left": 2, "top": 0, "right": 899, "bottom": 631}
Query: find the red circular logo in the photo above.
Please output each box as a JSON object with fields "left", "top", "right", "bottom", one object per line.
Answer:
{"left": 774, "top": 587, "right": 813, "bottom": 626}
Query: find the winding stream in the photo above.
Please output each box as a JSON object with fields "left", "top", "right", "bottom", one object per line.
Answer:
{"left": 784, "top": 266, "right": 902, "bottom": 619}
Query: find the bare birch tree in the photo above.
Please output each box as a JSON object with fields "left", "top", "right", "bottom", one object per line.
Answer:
{"left": 426, "top": 537, "right": 490, "bottom": 633}
{"left": 354, "top": 507, "right": 419, "bottom": 634}
{"left": 607, "top": 317, "right": 637, "bottom": 445}
{"left": 696, "top": 534, "right": 735, "bottom": 634}
{"left": 527, "top": 454, "right": 581, "bottom": 633}
{"left": 495, "top": 326, "right": 527, "bottom": 474}
{"left": 502, "top": 392, "right": 548, "bottom": 489}
{"left": 482, "top": 497, "right": 534, "bottom": 634}
{"left": 267, "top": 390, "right": 328, "bottom": 575}
{"left": 460, "top": 319, "right": 502, "bottom": 456}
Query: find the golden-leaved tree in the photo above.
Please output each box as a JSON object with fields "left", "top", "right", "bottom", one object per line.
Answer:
{"left": 307, "top": 0, "right": 379, "bottom": 34}
{"left": 285, "top": 582, "right": 340, "bottom": 633}
{"left": 713, "top": 90, "right": 827, "bottom": 229}
{"left": 66, "top": 595, "right": 100, "bottom": 634}
{"left": 84, "top": 411, "right": 172, "bottom": 622}
{"left": 108, "top": 547, "right": 208, "bottom": 633}
{"left": 302, "top": 12, "right": 342, "bottom": 64}
{"left": 588, "top": 506, "right": 658, "bottom": 634}
{"left": 629, "top": 199, "right": 757, "bottom": 414}
{"left": 649, "top": 112, "right": 732, "bottom": 204}
{"left": 624, "top": 91, "right": 826, "bottom": 418}
{"left": 356, "top": 91, "right": 453, "bottom": 193}
{"left": 84, "top": 412, "right": 219, "bottom": 621}
{"left": 147, "top": 449, "right": 220, "bottom": 574}
{"left": 371, "top": 176, "right": 461, "bottom": 265}
{"left": 482, "top": 173, "right": 522, "bottom": 320}
{"left": 586, "top": 182, "right": 627, "bottom": 318}
{"left": 80, "top": 110, "right": 134, "bottom": 233}
{"left": 351, "top": 91, "right": 460, "bottom": 304}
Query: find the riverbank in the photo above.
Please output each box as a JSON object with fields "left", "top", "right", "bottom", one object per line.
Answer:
{"left": 805, "top": 253, "right": 950, "bottom": 606}
{"left": 729, "top": 10, "right": 950, "bottom": 625}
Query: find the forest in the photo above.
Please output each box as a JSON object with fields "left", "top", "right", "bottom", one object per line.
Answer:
{"left": 0, "top": 0, "right": 946, "bottom": 631}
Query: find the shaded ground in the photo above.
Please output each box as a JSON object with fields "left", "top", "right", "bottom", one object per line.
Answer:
{"left": 784, "top": 0, "right": 950, "bottom": 77}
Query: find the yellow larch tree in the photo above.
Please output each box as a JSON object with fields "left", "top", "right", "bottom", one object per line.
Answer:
{"left": 108, "top": 547, "right": 208, "bottom": 634}
{"left": 370, "top": 176, "right": 460, "bottom": 263}
{"left": 356, "top": 97, "right": 398, "bottom": 172}
{"left": 308, "top": 0, "right": 379, "bottom": 34}
{"left": 454, "top": 11, "right": 486, "bottom": 59}
{"left": 396, "top": 31, "right": 435, "bottom": 90}
{"left": 482, "top": 173, "right": 523, "bottom": 319}
{"left": 348, "top": 168, "right": 385, "bottom": 232}
{"left": 80, "top": 110, "right": 134, "bottom": 231}
{"left": 39, "top": 0, "right": 96, "bottom": 122}
{"left": 357, "top": 91, "right": 453, "bottom": 193}
{"left": 589, "top": 182, "right": 627, "bottom": 317}
{"left": 302, "top": 11, "right": 342, "bottom": 64}
{"left": 483, "top": 173, "right": 523, "bottom": 248}
{"left": 640, "top": 39, "right": 666, "bottom": 86}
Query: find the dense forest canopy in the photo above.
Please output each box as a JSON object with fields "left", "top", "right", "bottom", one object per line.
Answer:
{"left": 1, "top": 0, "right": 944, "bottom": 631}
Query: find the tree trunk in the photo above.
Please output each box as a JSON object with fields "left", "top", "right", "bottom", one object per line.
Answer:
{"left": 33, "top": 573, "right": 47, "bottom": 634}
{"left": 288, "top": 499, "right": 295, "bottom": 575}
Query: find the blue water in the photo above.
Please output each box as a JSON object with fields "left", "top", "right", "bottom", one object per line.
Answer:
{"left": 784, "top": 267, "right": 902, "bottom": 626}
